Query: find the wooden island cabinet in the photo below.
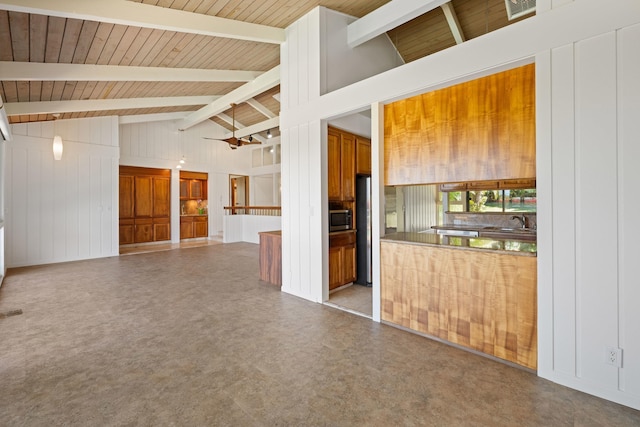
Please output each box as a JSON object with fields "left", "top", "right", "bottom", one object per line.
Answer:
{"left": 380, "top": 241, "right": 537, "bottom": 370}
{"left": 259, "top": 230, "right": 282, "bottom": 286}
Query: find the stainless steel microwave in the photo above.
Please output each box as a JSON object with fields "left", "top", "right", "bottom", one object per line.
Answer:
{"left": 329, "top": 209, "right": 352, "bottom": 232}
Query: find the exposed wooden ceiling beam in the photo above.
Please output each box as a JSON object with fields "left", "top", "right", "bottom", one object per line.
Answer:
{"left": 441, "top": 2, "right": 465, "bottom": 44}
{"left": 119, "top": 112, "right": 190, "bottom": 125}
{"left": 246, "top": 98, "right": 278, "bottom": 119}
{"left": 348, "top": 0, "right": 449, "bottom": 48}
{"left": 178, "top": 66, "right": 280, "bottom": 131}
{"left": 0, "top": 0, "right": 285, "bottom": 44}
{"left": 5, "top": 96, "right": 219, "bottom": 116}
{"left": 223, "top": 117, "right": 280, "bottom": 140}
{"left": 0, "top": 62, "right": 264, "bottom": 82}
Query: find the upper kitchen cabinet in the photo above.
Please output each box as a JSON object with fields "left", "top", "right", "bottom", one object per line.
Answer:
{"left": 356, "top": 136, "right": 372, "bottom": 175}
{"left": 384, "top": 64, "right": 535, "bottom": 186}
{"left": 179, "top": 171, "right": 208, "bottom": 200}
{"left": 328, "top": 127, "right": 356, "bottom": 202}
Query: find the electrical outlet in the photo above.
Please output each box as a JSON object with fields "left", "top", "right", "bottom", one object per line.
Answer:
{"left": 605, "top": 347, "right": 623, "bottom": 368}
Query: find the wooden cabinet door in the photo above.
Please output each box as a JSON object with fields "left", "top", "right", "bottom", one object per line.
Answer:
{"left": 134, "top": 219, "right": 154, "bottom": 243}
{"left": 153, "top": 217, "right": 170, "bottom": 241}
{"left": 119, "top": 176, "right": 134, "bottom": 219}
{"left": 180, "top": 179, "right": 189, "bottom": 199}
{"left": 341, "top": 133, "right": 356, "bottom": 201}
{"left": 356, "top": 137, "right": 371, "bottom": 175}
{"left": 499, "top": 178, "right": 536, "bottom": 189}
{"left": 194, "top": 217, "right": 208, "bottom": 237}
{"left": 119, "top": 219, "right": 134, "bottom": 245}
{"left": 328, "top": 246, "right": 343, "bottom": 290}
{"left": 343, "top": 244, "right": 357, "bottom": 283}
{"left": 153, "top": 177, "right": 171, "bottom": 217}
{"left": 180, "top": 218, "right": 194, "bottom": 239}
{"left": 134, "top": 176, "right": 153, "bottom": 217}
{"left": 190, "top": 180, "right": 203, "bottom": 199}
{"left": 328, "top": 129, "right": 342, "bottom": 201}
{"left": 439, "top": 182, "right": 467, "bottom": 192}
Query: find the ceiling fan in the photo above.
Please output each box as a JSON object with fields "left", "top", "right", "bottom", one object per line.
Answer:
{"left": 203, "top": 103, "right": 262, "bottom": 149}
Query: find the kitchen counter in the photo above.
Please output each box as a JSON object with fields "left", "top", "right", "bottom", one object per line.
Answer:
{"left": 180, "top": 213, "right": 208, "bottom": 217}
{"left": 382, "top": 232, "right": 537, "bottom": 256}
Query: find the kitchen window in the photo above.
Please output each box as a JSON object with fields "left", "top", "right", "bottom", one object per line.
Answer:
{"left": 442, "top": 188, "right": 537, "bottom": 213}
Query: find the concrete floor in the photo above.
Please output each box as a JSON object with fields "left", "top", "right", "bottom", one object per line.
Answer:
{"left": 1, "top": 243, "right": 639, "bottom": 426}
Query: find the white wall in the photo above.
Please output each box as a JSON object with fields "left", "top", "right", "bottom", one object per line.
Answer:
{"left": 280, "top": 0, "right": 640, "bottom": 410}
{"left": 320, "top": 8, "right": 403, "bottom": 94}
{"left": 119, "top": 119, "right": 251, "bottom": 239}
{"left": 223, "top": 215, "right": 281, "bottom": 244}
{"left": 5, "top": 117, "right": 119, "bottom": 267}
{"left": 536, "top": 22, "right": 640, "bottom": 410}
{"left": 280, "top": 6, "right": 399, "bottom": 302}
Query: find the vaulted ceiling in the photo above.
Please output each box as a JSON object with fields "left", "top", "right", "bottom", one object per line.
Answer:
{"left": 0, "top": 0, "right": 533, "bottom": 140}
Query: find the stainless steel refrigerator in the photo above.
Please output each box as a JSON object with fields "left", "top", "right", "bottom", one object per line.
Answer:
{"left": 356, "top": 175, "right": 372, "bottom": 286}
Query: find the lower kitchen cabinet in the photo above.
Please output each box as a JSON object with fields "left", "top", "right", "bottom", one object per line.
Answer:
{"left": 329, "top": 230, "right": 356, "bottom": 290}
{"left": 180, "top": 216, "right": 208, "bottom": 239}
{"left": 193, "top": 216, "right": 208, "bottom": 237}
{"left": 380, "top": 241, "right": 537, "bottom": 370}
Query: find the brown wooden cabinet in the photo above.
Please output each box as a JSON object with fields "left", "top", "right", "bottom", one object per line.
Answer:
{"left": 179, "top": 179, "right": 189, "bottom": 200}
{"left": 180, "top": 216, "right": 208, "bottom": 239}
{"left": 328, "top": 127, "right": 356, "bottom": 202}
{"left": 180, "top": 217, "right": 194, "bottom": 239}
{"left": 329, "top": 230, "right": 356, "bottom": 290}
{"left": 381, "top": 241, "right": 537, "bottom": 370}
{"left": 193, "top": 216, "right": 208, "bottom": 237}
{"left": 356, "top": 136, "right": 371, "bottom": 175}
{"left": 385, "top": 64, "right": 535, "bottom": 186}
{"left": 119, "top": 166, "right": 171, "bottom": 244}
{"left": 180, "top": 172, "right": 208, "bottom": 201}
{"left": 439, "top": 178, "right": 537, "bottom": 192}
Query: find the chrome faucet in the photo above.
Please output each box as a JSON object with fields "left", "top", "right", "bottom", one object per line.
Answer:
{"left": 511, "top": 215, "right": 527, "bottom": 229}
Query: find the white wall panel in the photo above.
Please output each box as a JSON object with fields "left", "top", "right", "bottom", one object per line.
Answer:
{"left": 6, "top": 116, "right": 119, "bottom": 267}
{"left": 574, "top": 32, "right": 618, "bottom": 387}
{"left": 550, "top": 44, "right": 577, "bottom": 376}
{"left": 320, "top": 8, "right": 401, "bottom": 94}
{"left": 617, "top": 23, "right": 640, "bottom": 400}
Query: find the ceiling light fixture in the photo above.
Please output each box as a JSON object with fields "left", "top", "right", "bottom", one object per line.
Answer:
{"left": 267, "top": 129, "right": 272, "bottom": 139}
{"left": 52, "top": 113, "right": 63, "bottom": 160}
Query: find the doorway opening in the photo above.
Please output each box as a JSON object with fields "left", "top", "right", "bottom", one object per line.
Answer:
{"left": 230, "top": 175, "right": 249, "bottom": 208}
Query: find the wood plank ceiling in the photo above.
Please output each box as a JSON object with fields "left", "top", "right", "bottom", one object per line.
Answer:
{"left": 0, "top": 0, "right": 532, "bottom": 138}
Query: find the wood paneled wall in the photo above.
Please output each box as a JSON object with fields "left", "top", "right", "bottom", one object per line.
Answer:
{"left": 381, "top": 241, "right": 537, "bottom": 370}
{"left": 384, "top": 64, "right": 535, "bottom": 185}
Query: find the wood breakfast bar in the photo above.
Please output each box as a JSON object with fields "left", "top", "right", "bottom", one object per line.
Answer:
{"left": 380, "top": 233, "right": 537, "bottom": 370}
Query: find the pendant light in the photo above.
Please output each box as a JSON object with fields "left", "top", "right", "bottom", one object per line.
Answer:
{"left": 52, "top": 113, "right": 63, "bottom": 160}
{"left": 267, "top": 129, "right": 272, "bottom": 139}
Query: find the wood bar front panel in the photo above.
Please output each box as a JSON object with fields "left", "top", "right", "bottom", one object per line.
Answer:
{"left": 259, "top": 231, "right": 282, "bottom": 286}
{"left": 380, "top": 241, "right": 537, "bottom": 370}
{"left": 384, "top": 64, "right": 535, "bottom": 185}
